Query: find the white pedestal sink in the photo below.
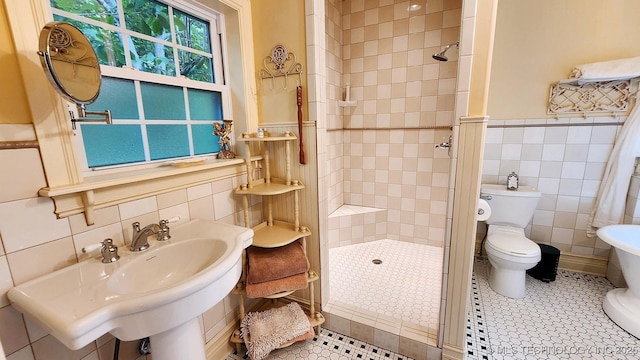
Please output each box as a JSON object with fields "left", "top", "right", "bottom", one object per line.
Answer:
{"left": 596, "top": 224, "right": 640, "bottom": 339}
{"left": 8, "top": 219, "right": 253, "bottom": 360}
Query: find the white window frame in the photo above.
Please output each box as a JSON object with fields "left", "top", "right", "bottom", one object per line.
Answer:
{"left": 51, "top": 1, "right": 233, "bottom": 174}
{"left": 6, "top": 0, "right": 258, "bottom": 225}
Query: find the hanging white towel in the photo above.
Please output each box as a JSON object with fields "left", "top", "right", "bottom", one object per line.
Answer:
{"left": 566, "top": 56, "right": 640, "bottom": 85}
{"left": 587, "top": 104, "right": 640, "bottom": 237}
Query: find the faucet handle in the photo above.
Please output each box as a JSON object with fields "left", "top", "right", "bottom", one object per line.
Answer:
{"left": 82, "top": 242, "right": 103, "bottom": 254}
{"left": 100, "top": 238, "right": 120, "bottom": 263}
{"left": 158, "top": 219, "right": 171, "bottom": 241}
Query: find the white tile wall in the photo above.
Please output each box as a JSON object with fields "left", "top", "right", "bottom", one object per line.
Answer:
{"left": 0, "top": 198, "right": 71, "bottom": 253}
{"left": 0, "top": 149, "right": 46, "bottom": 203}
{"left": 481, "top": 117, "right": 623, "bottom": 256}
{"left": 0, "top": 149, "right": 249, "bottom": 359}
{"left": 0, "top": 258, "right": 12, "bottom": 307}
{"left": 187, "top": 183, "right": 212, "bottom": 200}
{"left": 118, "top": 197, "right": 158, "bottom": 220}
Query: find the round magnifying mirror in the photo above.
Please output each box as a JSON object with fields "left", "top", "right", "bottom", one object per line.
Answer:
{"left": 38, "top": 21, "right": 101, "bottom": 105}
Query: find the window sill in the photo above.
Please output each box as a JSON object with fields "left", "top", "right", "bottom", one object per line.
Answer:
{"left": 38, "top": 157, "right": 255, "bottom": 225}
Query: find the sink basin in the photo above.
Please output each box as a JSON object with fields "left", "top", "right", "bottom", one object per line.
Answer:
{"left": 107, "top": 238, "right": 228, "bottom": 295}
{"left": 8, "top": 218, "right": 253, "bottom": 359}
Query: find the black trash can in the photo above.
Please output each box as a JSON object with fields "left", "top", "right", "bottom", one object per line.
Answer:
{"left": 527, "top": 244, "right": 560, "bottom": 282}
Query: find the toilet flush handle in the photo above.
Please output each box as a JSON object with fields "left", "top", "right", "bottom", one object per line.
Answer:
{"left": 480, "top": 194, "right": 492, "bottom": 200}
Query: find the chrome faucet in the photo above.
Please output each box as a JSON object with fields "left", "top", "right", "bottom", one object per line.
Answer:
{"left": 130, "top": 220, "right": 171, "bottom": 252}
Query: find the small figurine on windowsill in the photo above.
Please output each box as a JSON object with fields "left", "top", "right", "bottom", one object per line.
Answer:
{"left": 213, "top": 120, "right": 236, "bottom": 159}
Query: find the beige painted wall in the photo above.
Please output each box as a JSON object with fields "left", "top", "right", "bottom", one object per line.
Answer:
{"left": 0, "top": 1, "right": 32, "bottom": 124}
{"left": 488, "top": 0, "right": 640, "bottom": 120}
{"left": 251, "top": 0, "right": 308, "bottom": 124}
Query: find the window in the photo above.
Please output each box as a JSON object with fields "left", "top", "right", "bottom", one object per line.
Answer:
{"left": 49, "top": 0, "right": 229, "bottom": 170}
{"left": 8, "top": 0, "right": 256, "bottom": 224}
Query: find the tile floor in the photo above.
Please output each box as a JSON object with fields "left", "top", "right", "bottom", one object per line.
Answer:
{"left": 467, "top": 259, "right": 640, "bottom": 360}
{"left": 225, "top": 328, "right": 415, "bottom": 360}
{"left": 326, "top": 239, "right": 443, "bottom": 344}
{"left": 227, "top": 252, "right": 640, "bottom": 360}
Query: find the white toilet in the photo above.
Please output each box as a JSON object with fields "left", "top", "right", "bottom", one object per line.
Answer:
{"left": 480, "top": 184, "right": 542, "bottom": 298}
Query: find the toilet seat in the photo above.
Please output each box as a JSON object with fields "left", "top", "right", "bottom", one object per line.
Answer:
{"left": 486, "top": 225, "right": 540, "bottom": 259}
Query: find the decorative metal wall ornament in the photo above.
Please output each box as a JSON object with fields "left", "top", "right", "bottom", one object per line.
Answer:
{"left": 213, "top": 120, "right": 236, "bottom": 159}
{"left": 548, "top": 80, "right": 631, "bottom": 115}
{"left": 259, "top": 44, "right": 303, "bottom": 90}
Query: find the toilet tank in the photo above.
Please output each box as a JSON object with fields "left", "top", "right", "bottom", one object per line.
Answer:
{"left": 480, "top": 184, "right": 541, "bottom": 228}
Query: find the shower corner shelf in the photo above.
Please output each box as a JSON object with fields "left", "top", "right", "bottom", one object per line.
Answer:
{"left": 230, "top": 132, "right": 323, "bottom": 354}
{"left": 338, "top": 100, "right": 356, "bottom": 107}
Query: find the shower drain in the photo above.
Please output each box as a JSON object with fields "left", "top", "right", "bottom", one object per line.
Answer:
{"left": 372, "top": 259, "right": 383, "bottom": 265}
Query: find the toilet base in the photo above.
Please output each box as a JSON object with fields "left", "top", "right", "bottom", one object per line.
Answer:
{"left": 488, "top": 264, "right": 527, "bottom": 299}
{"left": 603, "top": 288, "right": 640, "bottom": 339}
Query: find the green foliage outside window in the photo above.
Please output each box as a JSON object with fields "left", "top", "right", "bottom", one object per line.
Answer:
{"left": 50, "top": 0, "right": 214, "bottom": 81}
{"left": 49, "top": 0, "right": 226, "bottom": 168}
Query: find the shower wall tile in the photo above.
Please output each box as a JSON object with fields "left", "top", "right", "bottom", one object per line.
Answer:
{"left": 326, "top": 0, "right": 343, "bottom": 215}
{"left": 481, "top": 118, "right": 624, "bottom": 258}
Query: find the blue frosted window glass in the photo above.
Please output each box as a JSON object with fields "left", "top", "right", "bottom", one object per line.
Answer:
{"left": 81, "top": 124, "right": 145, "bottom": 167}
{"left": 141, "top": 83, "right": 186, "bottom": 120}
{"left": 192, "top": 124, "right": 220, "bottom": 155}
{"left": 147, "top": 125, "right": 190, "bottom": 160}
{"left": 188, "top": 89, "right": 223, "bottom": 120}
{"left": 87, "top": 77, "right": 139, "bottom": 119}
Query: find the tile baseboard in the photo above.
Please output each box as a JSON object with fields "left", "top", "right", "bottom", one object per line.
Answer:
{"left": 558, "top": 252, "right": 608, "bottom": 276}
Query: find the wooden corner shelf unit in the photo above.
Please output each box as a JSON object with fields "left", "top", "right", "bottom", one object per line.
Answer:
{"left": 229, "top": 131, "right": 324, "bottom": 353}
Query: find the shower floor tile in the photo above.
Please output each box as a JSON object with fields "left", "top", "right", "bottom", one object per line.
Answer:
{"left": 328, "top": 239, "right": 444, "bottom": 344}
{"left": 225, "top": 328, "right": 415, "bottom": 360}
{"left": 466, "top": 259, "right": 640, "bottom": 360}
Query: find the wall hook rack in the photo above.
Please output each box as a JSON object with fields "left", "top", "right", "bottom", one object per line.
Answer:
{"left": 548, "top": 79, "right": 634, "bottom": 116}
{"left": 259, "top": 44, "right": 303, "bottom": 90}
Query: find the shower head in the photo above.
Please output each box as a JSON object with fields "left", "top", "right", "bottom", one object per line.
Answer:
{"left": 432, "top": 42, "right": 459, "bottom": 62}
{"left": 432, "top": 52, "right": 449, "bottom": 62}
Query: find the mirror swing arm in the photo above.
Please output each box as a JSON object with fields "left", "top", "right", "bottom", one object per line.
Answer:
{"left": 70, "top": 104, "right": 112, "bottom": 130}
{"left": 37, "top": 21, "right": 111, "bottom": 129}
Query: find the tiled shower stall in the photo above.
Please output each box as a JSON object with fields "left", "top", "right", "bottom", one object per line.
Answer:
{"left": 325, "top": 0, "right": 459, "bottom": 246}
{"left": 321, "top": 0, "right": 462, "bottom": 354}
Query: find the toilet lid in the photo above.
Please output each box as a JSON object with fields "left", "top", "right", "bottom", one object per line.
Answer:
{"left": 487, "top": 226, "right": 540, "bottom": 256}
